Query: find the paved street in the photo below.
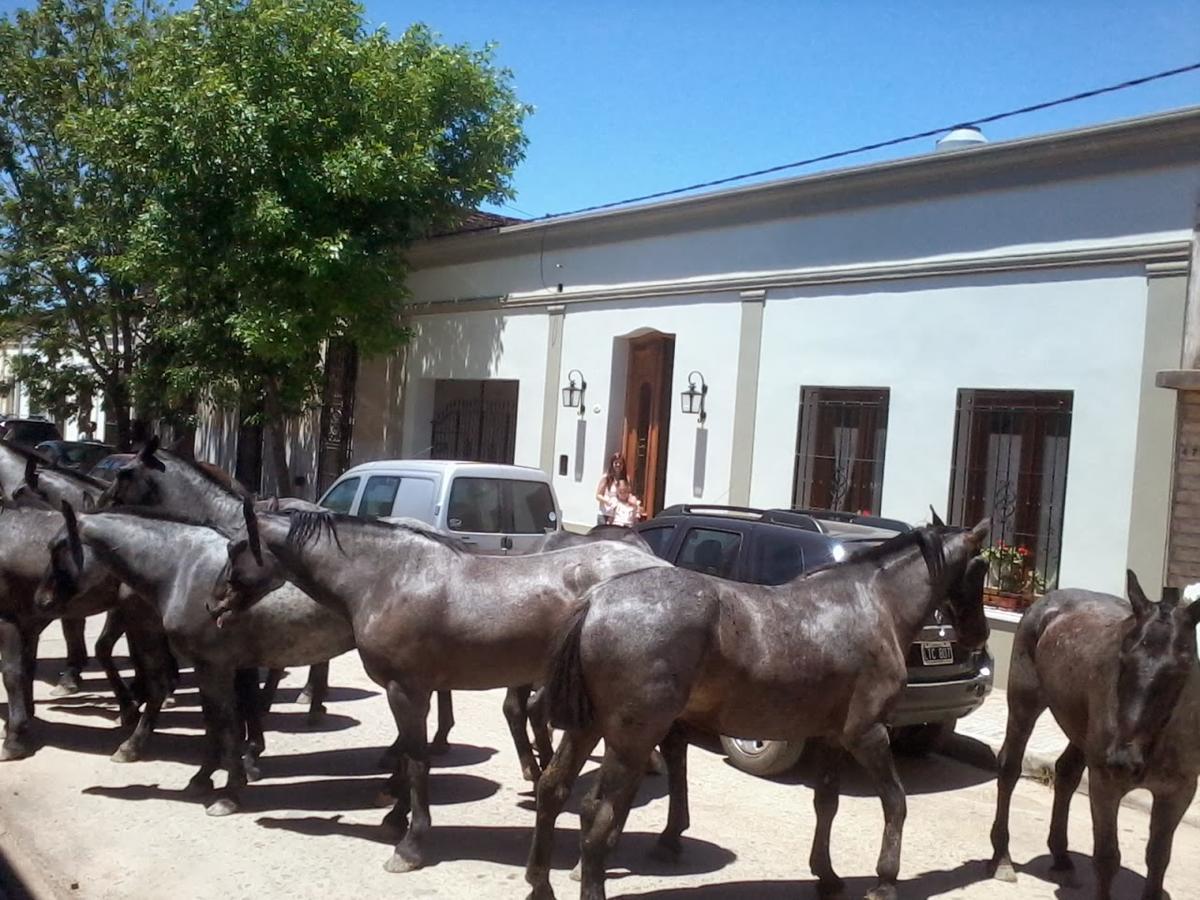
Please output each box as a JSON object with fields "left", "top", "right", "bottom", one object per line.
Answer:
{"left": 2, "top": 625, "right": 1198, "bottom": 900}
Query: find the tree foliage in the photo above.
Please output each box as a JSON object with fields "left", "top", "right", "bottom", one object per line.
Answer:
{"left": 0, "top": 0, "right": 158, "bottom": 447}
{"left": 84, "top": 0, "right": 529, "bottom": 486}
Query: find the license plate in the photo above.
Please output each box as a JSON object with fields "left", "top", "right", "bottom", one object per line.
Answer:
{"left": 920, "top": 641, "right": 955, "bottom": 666}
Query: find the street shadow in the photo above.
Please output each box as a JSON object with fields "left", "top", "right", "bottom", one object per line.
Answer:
{"left": 515, "top": 765, "right": 669, "bottom": 816}
{"left": 764, "top": 743, "right": 993, "bottom": 797}
{"left": 84, "top": 772, "right": 499, "bottom": 814}
{"left": 254, "top": 818, "right": 736, "bottom": 876}
{"left": 269, "top": 684, "right": 380, "bottom": 705}
{"left": 33, "top": 718, "right": 204, "bottom": 765}
{"left": 1019, "top": 852, "right": 1150, "bottom": 899}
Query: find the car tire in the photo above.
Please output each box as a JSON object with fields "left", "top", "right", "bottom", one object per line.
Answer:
{"left": 719, "top": 735, "right": 806, "bottom": 777}
{"left": 890, "top": 721, "right": 955, "bottom": 757}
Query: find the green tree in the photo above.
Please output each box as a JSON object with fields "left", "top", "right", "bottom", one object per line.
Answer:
{"left": 92, "top": 0, "right": 529, "bottom": 491}
{"left": 0, "top": 0, "right": 159, "bottom": 448}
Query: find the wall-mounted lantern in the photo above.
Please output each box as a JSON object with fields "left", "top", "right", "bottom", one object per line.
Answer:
{"left": 561, "top": 369, "right": 586, "bottom": 416}
{"left": 680, "top": 370, "right": 708, "bottom": 423}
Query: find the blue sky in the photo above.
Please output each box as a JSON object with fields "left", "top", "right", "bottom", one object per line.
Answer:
{"left": 3, "top": 1, "right": 1198, "bottom": 218}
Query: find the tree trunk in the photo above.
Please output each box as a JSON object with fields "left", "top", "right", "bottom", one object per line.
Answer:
{"left": 263, "top": 378, "right": 293, "bottom": 498}
{"left": 103, "top": 382, "right": 132, "bottom": 450}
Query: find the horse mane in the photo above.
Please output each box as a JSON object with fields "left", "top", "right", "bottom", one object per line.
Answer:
{"left": 285, "top": 509, "right": 466, "bottom": 555}
{"left": 160, "top": 451, "right": 250, "bottom": 500}
{"left": 807, "top": 525, "right": 945, "bottom": 584}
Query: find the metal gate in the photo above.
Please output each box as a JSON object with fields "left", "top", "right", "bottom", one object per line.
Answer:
{"left": 316, "top": 340, "right": 359, "bottom": 496}
{"left": 430, "top": 380, "right": 518, "bottom": 464}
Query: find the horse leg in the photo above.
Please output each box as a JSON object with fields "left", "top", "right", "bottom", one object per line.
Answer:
{"left": 578, "top": 746, "right": 646, "bottom": 900}
{"left": 304, "top": 662, "right": 329, "bottom": 725}
{"left": 504, "top": 686, "right": 542, "bottom": 782}
{"left": 110, "top": 617, "right": 172, "bottom": 763}
{"left": 654, "top": 723, "right": 690, "bottom": 859}
{"left": 1047, "top": 742, "right": 1085, "bottom": 877}
{"left": 0, "top": 621, "right": 36, "bottom": 761}
{"left": 195, "top": 664, "right": 246, "bottom": 817}
{"left": 94, "top": 611, "right": 137, "bottom": 727}
{"left": 807, "top": 738, "right": 845, "bottom": 897}
{"left": 1089, "top": 770, "right": 1124, "bottom": 900}
{"left": 234, "top": 668, "right": 265, "bottom": 782}
{"left": 525, "top": 727, "right": 601, "bottom": 900}
{"left": 1141, "top": 779, "right": 1195, "bottom": 900}
{"left": 382, "top": 681, "right": 432, "bottom": 873}
{"left": 183, "top": 689, "right": 221, "bottom": 800}
{"left": 846, "top": 723, "right": 905, "bottom": 900}
{"left": 430, "top": 689, "right": 454, "bottom": 755}
{"left": 259, "top": 668, "right": 284, "bottom": 714}
{"left": 988, "top": 673, "right": 1046, "bottom": 883}
{"left": 527, "top": 686, "right": 555, "bottom": 770}
{"left": 49, "top": 616, "right": 86, "bottom": 697}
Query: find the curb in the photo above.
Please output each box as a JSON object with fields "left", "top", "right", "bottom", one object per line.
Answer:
{"left": 940, "top": 733, "right": 1200, "bottom": 829}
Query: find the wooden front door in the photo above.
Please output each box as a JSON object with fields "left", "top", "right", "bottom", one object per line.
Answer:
{"left": 622, "top": 334, "right": 674, "bottom": 516}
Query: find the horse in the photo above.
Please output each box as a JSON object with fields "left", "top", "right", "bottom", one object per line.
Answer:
{"left": 37, "top": 503, "right": 358, "bottom": 814}
{"left": 987, "top": 571, "right": 1200, "bottom": 900}
{"left": 528, "top": 520, "right": 990, "bottom": 900}
{"left": 214, "top": 503, "right": 673, "bottom": 873}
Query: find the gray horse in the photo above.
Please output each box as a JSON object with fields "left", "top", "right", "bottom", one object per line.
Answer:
{"left": 529, "top": 521, "right": 990, "bottom": 900}
{"left": 988, "top": 572, "right": 1199, "bottom": 900}
{"left": 38, "top": 504, "right": 357, "bottom": 814}
{"left": 214, "top": 505, "right": 672, "bottom": 873}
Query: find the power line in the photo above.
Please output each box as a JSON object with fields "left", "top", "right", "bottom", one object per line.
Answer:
{"left": 541, "top": 60, "right": 1200, "bottom": 220}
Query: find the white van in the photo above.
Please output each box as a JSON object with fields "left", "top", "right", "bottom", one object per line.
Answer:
{"left": 317, "top": 459, "right": 561, "bottom": 553}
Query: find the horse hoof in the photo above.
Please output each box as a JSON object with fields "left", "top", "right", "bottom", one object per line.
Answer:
{"left": 205, "top": 797, "right": 240, "bottom": 817}
{"left": 244, "top": 762, "right": 263, "bottom": 784}
{"left": 990, "top": 858, "right": 1018, "bottom": 884}
{"left": 0, "top": 740, "right": 33, "bottom": 761}
{"left": 162, "top": 695, "right": 177, "bottom": 709}
{"left": 111, "top": 744, "right": 140, "bottom": 763}
{"left": 649, "top": 836, "right": 682, "bottom": 862}
{"left": 306, "top": 706, "right": 326, "bottom": 727}
{"left": 51, "top": 678, "right": 81, "bottom": 697}
{"left": 297, "top": 686, "right": 314, "bottom": 705}
{"left": 525, "top": 886, "right": 556, "bottom": 900}
{"left": 569, "top": 862, "right": 582, "bottom": 882}
{"left": 862, "top": 887, "right": 897, "bottom": 900}
{"left": 429, "top": 738, "right": 450, "bottom": 756}
{"left": 815, "top": 877, "right": 846, "bottom": 899}
{"left": 183, "top": 776, "right": 213, "bottom": 798}
{"left": 382, "top": 850, "right": 422, "bottom": 874}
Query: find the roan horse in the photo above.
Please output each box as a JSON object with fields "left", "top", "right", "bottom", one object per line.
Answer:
{"left": 988, "top": 571, "right": 1200, "bottom": 900}
{"left": 214, "top": 505, "right": 672, "bottom": 873}
{"left": 529, "top": 520, "right": 990, "bottom": 900}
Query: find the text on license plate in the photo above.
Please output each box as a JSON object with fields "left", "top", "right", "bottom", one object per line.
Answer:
{"left": 920, "top": 641, "right": 955, "bottom": 666}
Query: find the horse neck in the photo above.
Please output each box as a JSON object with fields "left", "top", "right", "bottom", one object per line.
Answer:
{"left": 0, "top": 446, "right": 28, "bottom": 493}
{"left": 1, "top": 509, "right": 62, "bottom": 581}
{"left": 82, "top": 515, "right": 216, "bottom": 609}
{"left": 37, "top": 471, "right": 99, "bottom": 510}
{"left": 161, "top": 460, "right": 245, "bottom": 536}
{"left": 864, "top": 545, "right": 945, "bottom": 645}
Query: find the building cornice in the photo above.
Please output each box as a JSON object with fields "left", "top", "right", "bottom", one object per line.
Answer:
{"left": 407, "top": 106, "right": 1200, "bottom": 270}
{"left": 404, "top": 239, "right": 1190, "bottom": 315}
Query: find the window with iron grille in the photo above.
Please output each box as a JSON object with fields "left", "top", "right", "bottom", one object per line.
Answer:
{"left": 793, "top": 387, "right": 890, "bottom": 514}
{"left": 948, "top": 389, "right": 1073, "bottom": 594}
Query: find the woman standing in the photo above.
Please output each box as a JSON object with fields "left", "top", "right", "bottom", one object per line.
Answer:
{"left": 594, "top": 452, "right": 628, "bottom": 525}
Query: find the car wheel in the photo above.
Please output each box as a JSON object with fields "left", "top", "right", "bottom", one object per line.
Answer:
{"left": 890, "top": 721, "right": 955, "bottom": 757}
{"left": 719, "top": 735, "right": 806, "bottom": 777}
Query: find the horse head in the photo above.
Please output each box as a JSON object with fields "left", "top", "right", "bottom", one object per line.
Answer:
{"left": 208, "top": 499, "right": 286, "bottom": 627}
{"left": 939, "top": 518, "right": 991, "bottom": 651}
{"left": 35, "top": 501, "right": 101, "bottom": 615}
{"left": 1107, "top": 570, "right": 1200, "bottom": 781}
{"left": 100, "top": 436, "right": 166, "bottom": 507}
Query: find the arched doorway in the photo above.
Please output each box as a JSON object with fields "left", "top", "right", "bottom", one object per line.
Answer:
{"left": 621, "top": 332, "right": 674, "bottom": 516}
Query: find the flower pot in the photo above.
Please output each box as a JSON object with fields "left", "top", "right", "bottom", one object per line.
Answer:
{"left": 984, "top": 587, "right": 1033, "bottom": 612}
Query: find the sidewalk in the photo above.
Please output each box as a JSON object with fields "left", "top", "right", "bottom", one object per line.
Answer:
{"left": 943, "top": 687, "right": 1200, "bottom": 827}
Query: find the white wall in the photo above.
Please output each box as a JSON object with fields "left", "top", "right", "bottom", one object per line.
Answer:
{"left": 551, "top": 296, "right": 742, "bottom": 527}
{"left": 400, "top": 308, "right": 550, "bottom": 466}
{"left": 750, "top": 266, "right": 1157, "bottom": 595}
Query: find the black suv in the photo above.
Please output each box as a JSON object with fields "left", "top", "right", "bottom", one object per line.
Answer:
{"left": 0, "top": 415, "right": 61, "bottom": 449}
{"left": 635, "top": 504, "right": 994, "bottom": 776}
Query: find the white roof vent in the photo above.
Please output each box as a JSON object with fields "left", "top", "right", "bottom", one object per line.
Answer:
{"left": 936, "top": 125, "right": 988, "bottom": 152}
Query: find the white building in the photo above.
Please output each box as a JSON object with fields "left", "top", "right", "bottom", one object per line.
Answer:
{"left": 248, "top": 107, "right": 1200, "bottom": 672}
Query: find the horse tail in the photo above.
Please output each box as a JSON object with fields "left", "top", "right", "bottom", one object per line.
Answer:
{"left": 544, "top": 599, "right": 594, "bottom": 731}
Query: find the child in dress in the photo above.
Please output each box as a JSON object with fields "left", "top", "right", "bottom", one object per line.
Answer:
{"left": 609, "top": 478, "right": 643, "bottom": 527}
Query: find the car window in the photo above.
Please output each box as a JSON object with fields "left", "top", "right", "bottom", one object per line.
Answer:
{"left": 359, "top": 475, "right": 401, "bottom": 518}
{"left": 637, "top": 524, "right": 677, "bottom": 559}
{"left": 508, "top": 480, "right": 557, "bottom": 534}
{"left": 447, "top": 477, "right": 503, "bottom": 533}
{"left": 321, "top": 477, "right": 360, "bottom": 514}
{"left": 393, "top": 477, "right": 436, "bottom": 521}
{"left": 677, "top": 527, "right": 743, "bottom": 579}
{"left": 753, "top": 530, "right": 809, "bottom": 586}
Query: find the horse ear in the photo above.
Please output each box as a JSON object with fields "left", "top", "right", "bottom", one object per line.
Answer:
{"left": 929, "top": 506, "right": 946, "bottom": 528}
{"left": 243, "top": 497, "right": 264, "bottom": 565}
{"left": 1126, "top": 569, "right": 1153, "bottom": 619}
{"left": 61, "top": 500, "right": 84, "bottom": 569}
{"left": 968, "top": 518, "right": 990, "bottom": 548}
{"left": 139, "top": 436, "right": 166, "bottom": 471}
{"left": 24, "top": 456, "right": 38, "bottom": 489}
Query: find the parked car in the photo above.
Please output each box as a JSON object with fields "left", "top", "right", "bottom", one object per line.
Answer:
{"left": 89, "top": 452, "right": 136, "bottom": 484}
{"left": 318, "top": 459, "right": 561, "bottom": 553}
{"left": 635, "top": 503, "right": 994, "bottom": 776}
{"left": 35, "top": 440, "right": 115, "bottom": 474}
{"left": 0, "top": 415, "right": 61, "bottom": 449}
